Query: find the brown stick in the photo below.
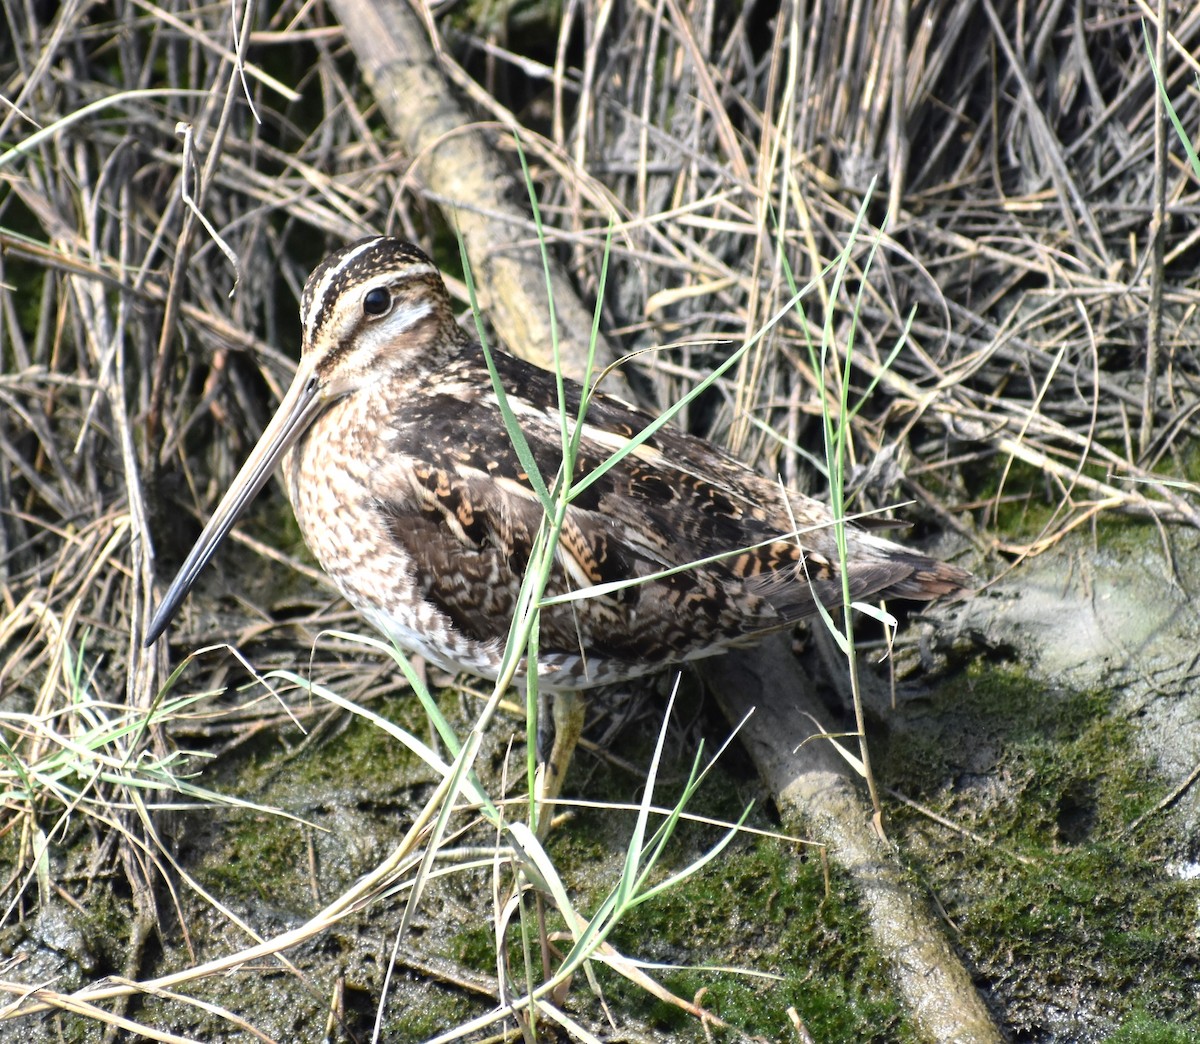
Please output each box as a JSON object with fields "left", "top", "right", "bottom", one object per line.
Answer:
{"left": 325, "top": 0, "right": 629, "bottom": 395}
{"left": 705, "top": 638, "right": 1004, "bottom": 1044}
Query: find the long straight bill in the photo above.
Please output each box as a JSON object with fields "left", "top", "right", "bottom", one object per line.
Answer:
{"left": 145, "top": 357, "right": 325, "bottom": 645}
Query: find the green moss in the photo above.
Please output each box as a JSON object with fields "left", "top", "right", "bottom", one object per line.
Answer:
{"left": 880, "top": 664, "right": 1200, "bottom": 1035}
{"left": 439, "top": 717, "right": 917, "bottom": 1042}
{"left": 19, "top": 644, "right": 1197, "bottom": 1040}
{"left": 594, "top": 837, "right": 913, "bottom": 1042}
{"left": 193, "top": 809, "right": 310, "bottom": 908}
{"left": 961, "top": 453, "right": 1153, "bottom": 544}
{"left": 1102, "top": 1011, "right": 1200, "bottom": 1043}
{"left": 75, "top": 885, "right": 136, "bottom": 974}
{"left": 186, "top": 698, "right": 461, "bottom": 908}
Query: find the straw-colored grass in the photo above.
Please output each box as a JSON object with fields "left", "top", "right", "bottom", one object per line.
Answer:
{"left": 2, "top": 1, "right": 1200, "bottom": 1040}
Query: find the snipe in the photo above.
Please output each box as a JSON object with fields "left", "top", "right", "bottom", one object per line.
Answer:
{"left": 146, "top": 237, "right": 968, "bottom": 806}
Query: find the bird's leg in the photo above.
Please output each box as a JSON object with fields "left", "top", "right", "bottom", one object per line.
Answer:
{"left": 535, "top": 688, "right": 555, "bottom": 774}
{"left": 533, "top": 690, "right": 586, "bottom": 837}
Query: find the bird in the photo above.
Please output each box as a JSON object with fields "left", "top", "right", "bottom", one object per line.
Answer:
{"left": 146, "top": 236, "right": 969, "bottom": 816}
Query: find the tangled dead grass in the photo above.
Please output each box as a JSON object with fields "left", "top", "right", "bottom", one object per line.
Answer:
{"left": 1, "top": 0, "right": 1199, "bottom": 1040}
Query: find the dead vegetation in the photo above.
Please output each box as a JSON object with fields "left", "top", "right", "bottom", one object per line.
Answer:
{"left": 1, "top": 0, "right": 1199, "bottom": 1041}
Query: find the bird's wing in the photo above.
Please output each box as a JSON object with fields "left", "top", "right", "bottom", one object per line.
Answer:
{"left": 370, "top": 346, "right": 964, "bottom": 667}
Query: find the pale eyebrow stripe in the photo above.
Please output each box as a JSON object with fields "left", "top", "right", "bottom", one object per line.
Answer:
{"left": 302, "top": 236, "right": 387, "bottom": 342}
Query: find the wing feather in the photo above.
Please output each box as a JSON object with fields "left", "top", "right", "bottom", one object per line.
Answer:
{"left": 367, "top": 344, "right": 966, "bottom": 673}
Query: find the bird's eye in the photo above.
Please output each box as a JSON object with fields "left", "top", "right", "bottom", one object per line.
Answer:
{"left": 363, "top": 287, "right": 391, "bottom": 316}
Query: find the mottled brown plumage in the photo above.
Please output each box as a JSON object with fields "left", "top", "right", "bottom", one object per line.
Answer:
{"left": 147, "top": 235, "right": 967, "bottom": 712}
